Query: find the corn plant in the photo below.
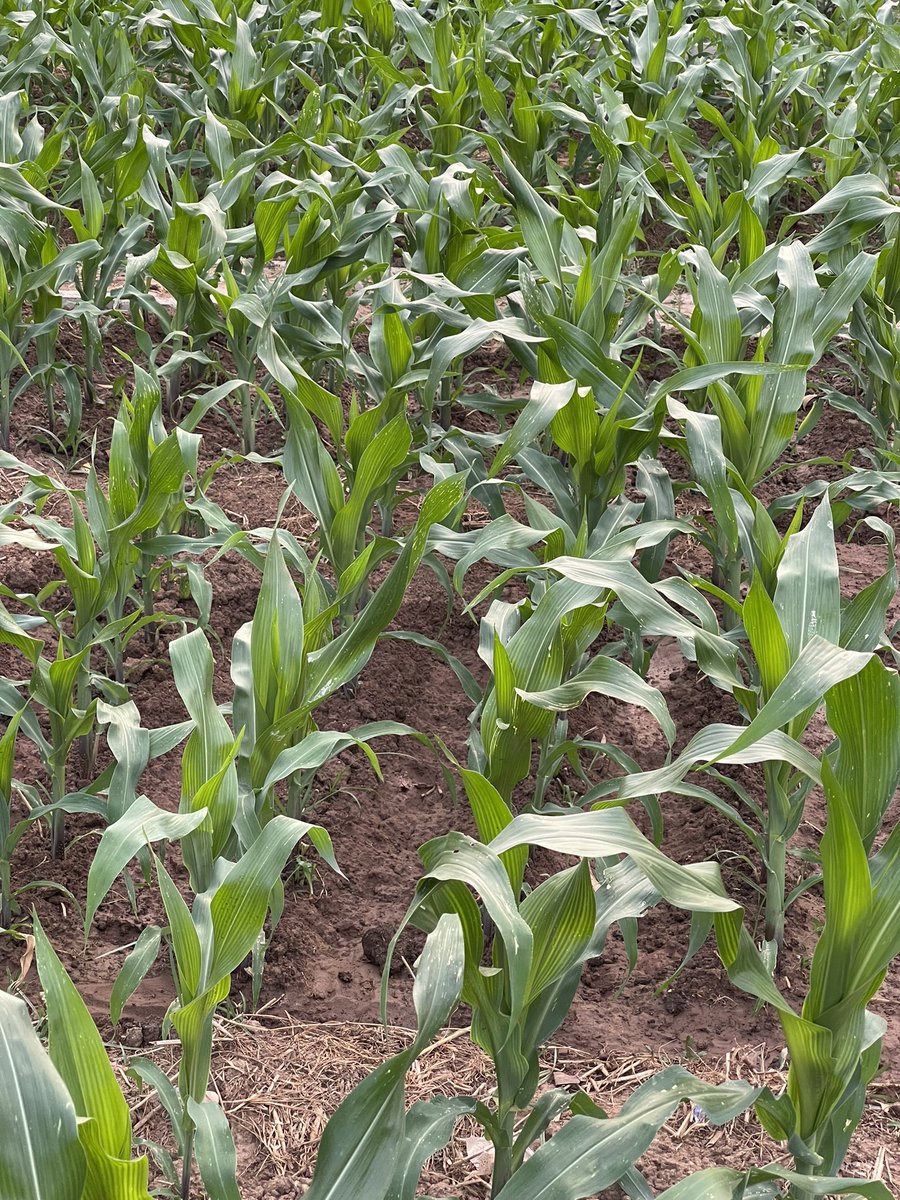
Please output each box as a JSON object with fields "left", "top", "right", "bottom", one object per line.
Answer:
{"left": 0, "top": 688, "right": 100, "bottom": 928}
{"left": 0, "top": 912, "right": 153, "bottom": 1198}
{"left": 83, "top": 793, "right": 337, "bottom": 1200}
{"left": 677, "top": 238, "right": 875, "bottom": 480}
{"left": 208, "top": 266, "right": 292, "bottom": 453}
{"left": 841, "top": 221, "right": 900, "bottom": 462}
{"left": 282, "top": 390, "right": 414, "bottom": 617}
{"left": 305, "top": 789, "right": 828, "bottom": 1200}
{"left": 465, "top": 581, "right": 675, "bottom": 808}
{"left": 0, "top": 211, "right": 99, "bottom": 450}
{"left": 584, "top": 500, "right": 897, "bottom": 964}
{"left": 714, "top": 661, "right": 900, "bottom": 1199}
{"left": 0, "top": 603, "right": 189, "bottom": 900}
{"left": 125, "top": 190, "right": 227, "bottom": 414}
{"left": 231, "top": 534, "right": 415, "bottom": 825}
{"left": 488, "top": 362, "right": 667, "bottom": 551}
{"left": 715, "top": 500, "right": 896, "bottom": 955}
{"left": 3, "top": 367, "right": 215, "bottom": 694}
{"left": 1, "top": 631, "right": 95, "bottom": 859}
{"left": 0, "top": 706, "right": 23, "bottom": 927}
{"left": 57, "top": 131, "right": 162, "bottom": 404}
{"left": 0, "top": 703, "right": 74, "bottom": 931}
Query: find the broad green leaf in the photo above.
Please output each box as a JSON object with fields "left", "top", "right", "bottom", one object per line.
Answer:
{"left": 715, "top": 638, "right": 870, "bottom": 759}
{"left": 206, "top": 816, "right": 327, "bottom": 983}
{"left": 156, "top": 857, "right": 201, "bottom": 999}
{"left": 826, "top": 659, "right": 900, "bottom": 848}
{"left": 110, "top": 926, "right": 162, "bottom": 1027}
{"left": 305, "top": 915, "right": 464, "bottom": 1200}
{"left": 415, "top": 832, "right": 534, "bottom": 1026}
{"left": 491, "top": 811, "right": 738, "bottom": 914}
{"left": 385, "top": 1096, "right": 476, "bottom": 1200}
{"left": 460, "top": 769, "right": 527, "bottom": 895}
{"left": 85, "top": 797, "right": 208, "bottom": 933}
{"left": 0, "top": 991, "right": 84, "bottom": 1200}
{"left": 746, "top": 243, "right": 818, "bottom": 482}
{"left": 33, "top": 916, "right": 151, "bottom": 1199}
{"left": 773, "top": 497, "right": 840, "bottom": 657}
{"left": 743, "top": 578, "right": 792, "bottom": 700}
{"left": 520, "top": 861, "right": 595, "bottom": 1000}
{"left": 261, "top": 723, "right": 415, "bottom": 793}
{"left": 494, "top": 1066, "right": 757, "bottom": 1199}
{"left": 187, "top": 1098, "right": 241, "bottom": 1200}
{"left": 516, "top": 653, "right": 675, "bottom": 745}
{"left": 490, "top": 379, "right": 575, "bottom": 477}
{"left": 331, "top": 415, "right": 411, "bottom": 572}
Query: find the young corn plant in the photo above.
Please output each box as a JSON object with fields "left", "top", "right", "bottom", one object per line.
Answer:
{"left": 717, "top": 500, "right": 896, "bottom": 957}
{"left": 208, "top": 265, "right": 292, "bottom": 454}
{"left": 0, "top": 706, "right": 66, "bottom": 930}
{"left": 443, "top": 512, "right": 744, "bottom": 810}
{"left": 3, "top": 366, "right": 214, "bottom": 699}
{"left": 0, "top": 615, "right": 97, "bottom": 860}
{"left": 57, "top": 132, "right": 162, "bottom": 405}
{"left": 84, "top": 796, "right": 338, "bottom": 1200}
{"left": 0, "top": 913, "right": 154, "bottom": 1198}
{"left": 231, "top": 534, "right": 421, "bottom": 829}
{"left": 714, "top": 659, "right": 900, "bottom": 1200}
{"left": 171, "top": 471, "right": 464, "bottom": 843}
{"left": 586, "top": 500, "right": 897, "bottom": 965}
{"left": 488, "top": 359, "right": 667, "bottom": 552}
{"left": 466, "top": 577, "right": 676, "bottom": 809}
{"left": 0, "top": 212, "right": 100, "bottom": 450}
{"left": 127, "top": 188, "right": 227, "bottom": 415}
{"left": 664, "top": 236, "right": 877, "bottom": 607}
{"left": 282, "top": 389, "right": 416, "bottom": 619}
{"left": 303, "top": 784, "right": 887, "bottom": 1200}
{"left": 677, "top": 237, "right": 875, "bottom": 478}
{"left": 843, "top": 222, "right": 900, "bottom": 462}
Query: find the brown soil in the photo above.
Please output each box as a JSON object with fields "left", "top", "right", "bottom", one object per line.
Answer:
{"left": 0, "top": 328, "right": 898, "bottom": 1194}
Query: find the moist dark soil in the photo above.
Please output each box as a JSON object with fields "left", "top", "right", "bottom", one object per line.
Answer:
{"left": 1, "top": 332, "right": 898, "bottom": 1193}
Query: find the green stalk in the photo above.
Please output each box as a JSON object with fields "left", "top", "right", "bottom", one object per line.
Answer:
{"left": 178, "top": 1007, "right": 216, "bottom": 1198}
{"left": 141, "top": 539, "right": 156, "bottom": 624}
{"left": 287, "top": 774, "right": 304, "bottom": 820}
{"left": 167, "top": 300, "right": 187, "bottom": 418}
{"left": 82, "top": 318, "right": 99, "bottom": 404}
{"left": 240, "top": 380, "right": 255, "bottom": 455}
{"left": 490, "top": 1110, "right": 516, "bottom": 1197}
{"left": 0, "top": 374, "right": 10, "bottom": 452}
{"left": 762, "top": 762, "right": 792, "bottom": 955}
{"left": 180, "top": 1122, "right": 195, "bottom": 1200}
{"left": 787, "top": 1158, "right": 818, "bottom": 1200}
{"left": 49, "top": 758, "right": 65, "bottom": 861}
{"left": 0, "top": 855, "right": 11, "bottom": 930}
{"left": 763, "top": 832, "right": 786, "bottom": 951}
{"left": 76, "top": 664, "right": 95, "bottom": 777}
{"left": 439, "top": 374, "right": 452, "bottom": 430}
{"left": 42, "top": 368, "right": 55, "bottom": 435}
{"left": 713, "top": 547, "right": 741, "bottom": 631}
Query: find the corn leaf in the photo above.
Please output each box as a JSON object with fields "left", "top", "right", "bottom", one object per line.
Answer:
{"left": 0, "top": 991, "right": 84, "bottom": 1200}
{"left": 33, "top": 915, "right": 151, "bottom": 1200}
{"left": 187, "top": 1098, "right": 241, "bottom": 1200}
{"left": 305, "top": 915, "right": 464, "bottom": 1200}
{"left": 85, "top": 797, "right": 208, "bottom": 933}
{"left": 494, "top": 1066, "right": 757, "bottom": 1199}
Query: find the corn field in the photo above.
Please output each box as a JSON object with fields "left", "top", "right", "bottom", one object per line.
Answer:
{"left": 0, "top": 0, "right": 899, "bottom": 1195}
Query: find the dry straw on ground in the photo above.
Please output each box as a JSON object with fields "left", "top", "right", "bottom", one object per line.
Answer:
{"left": 117, "top": 1007, "right": 898, "bottom": 1197}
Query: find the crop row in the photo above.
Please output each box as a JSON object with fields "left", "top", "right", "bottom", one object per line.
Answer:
{"left": 1, "top": 0, "right": 899, "bottom": 1197}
